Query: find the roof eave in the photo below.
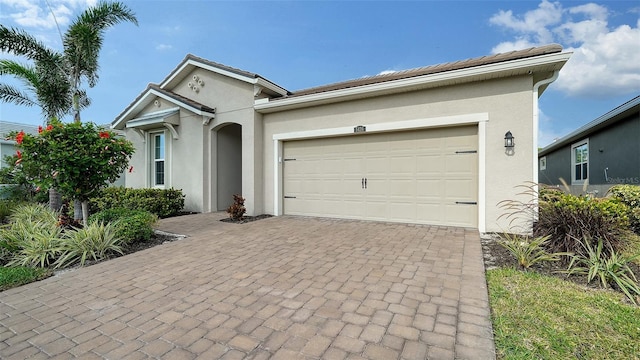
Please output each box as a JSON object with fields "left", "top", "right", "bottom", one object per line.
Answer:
{"left": 539, "top": 95, "right": 640, "bottom": 156}
{"left": 112, "top": 88, "right": 216, "bottom": 130}
{"left": 254, "top": 52, "right": 572, "bottom": 113}
{"left": 161, "top": 58, "right": 288, "bottom": 97}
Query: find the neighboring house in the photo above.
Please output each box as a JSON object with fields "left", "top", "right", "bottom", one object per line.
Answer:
{"left": 0, "top": 121, "right": 39, "bottom": 168}
{"left": 538, "top": 95, "right": 640, "bottom": 196}
{"left": 113, "top": 44, "right": 570, "bottom": 233}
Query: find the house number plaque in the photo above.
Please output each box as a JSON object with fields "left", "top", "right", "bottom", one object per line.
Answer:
{"left": 354, "top": 125, "right": 366, "bottom": 133}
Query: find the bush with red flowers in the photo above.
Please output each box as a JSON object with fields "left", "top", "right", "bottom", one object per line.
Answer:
{"left": 11, "top": 120, "right": 135, "bottom": 218}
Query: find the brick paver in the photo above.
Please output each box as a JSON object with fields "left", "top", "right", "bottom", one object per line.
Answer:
{"left": 0, "top": 213, "right": 495, "bottom": 359}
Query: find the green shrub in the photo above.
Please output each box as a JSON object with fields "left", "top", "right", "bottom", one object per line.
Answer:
{"left": 498, "top": 233, "right": 567, "bottom": 270}
{"left": 564, "top": 237, "right": 640, "bottom": 305}
{"left": 9, "top": 203, "right": 58, "bottom": 227}
{"left": 55, "top": 222, "right": 123, "bottom": 268}
{"left": 90, "top": 187, "right": 185, "bottom": 218}
{"left": 2, "top": 221, "right": 64, "bottom": 268}
{"left": 535, "top": 193, "right": 630, "bottom": 257}
{"left": 608, "top": 184, "right": 640, "bottom": 234}
{"left": 89, "top": 208, "right": 157, "bottom": 244}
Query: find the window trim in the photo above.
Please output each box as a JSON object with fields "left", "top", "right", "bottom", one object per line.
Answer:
{"left": 150, "top": 131, "right": 168, "bottom": 188}
{"left": 539, "top": 156, "right": 546, "bottom": 171}
{"left": 571, "top": 139, "right": 589, "bottom": 185}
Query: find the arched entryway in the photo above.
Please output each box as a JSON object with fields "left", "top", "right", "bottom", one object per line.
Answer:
{"left": 216, "top": 123, "right": 242, "bottom": 210}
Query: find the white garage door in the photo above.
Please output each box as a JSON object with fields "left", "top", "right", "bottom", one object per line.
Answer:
{"left": 283, "top": 125, "right": 478, "bottom": 227}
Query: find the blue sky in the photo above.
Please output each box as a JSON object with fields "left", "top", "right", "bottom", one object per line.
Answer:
{"left": 0, "top": 0, "right": 638, "bottom": 147}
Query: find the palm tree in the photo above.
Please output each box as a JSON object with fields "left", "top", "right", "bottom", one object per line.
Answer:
{"left": 59, "top": 1, "right": 138, "bottom": 221}
{"left": 0, "top": 1, "right": 137, "bottom": 218}
{"left": 62, "top": 1, "right": 137, "bottom": 123}
{"left": 0, "top": 28, "right": 75, "bottom": 121}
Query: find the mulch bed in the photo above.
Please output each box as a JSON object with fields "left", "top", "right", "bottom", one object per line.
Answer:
{"left": 481, "top": 234, "right": 640, "bottom": 290}
{"left": 220, "top": 214, "right": 273, "bottom": 224}
{"left": 122, "top": 232, "right": 185, "bottom": 255}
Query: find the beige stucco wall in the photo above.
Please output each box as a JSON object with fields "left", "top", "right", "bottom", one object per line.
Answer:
{"left": 125, "top": 68, "right": 261, "bottom": 214}
{"left": 203, "top": 71, "right": 262, "bottom": 215}
{"left": 260, "top": 76, "right": 535, "bottom": 233}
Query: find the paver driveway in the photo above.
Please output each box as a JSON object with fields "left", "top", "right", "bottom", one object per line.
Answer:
{"left": 1, "top": 214, "right": 495, "bottom": 359}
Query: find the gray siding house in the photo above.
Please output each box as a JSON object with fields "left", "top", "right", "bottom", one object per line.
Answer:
{"left": 538, "top": 95, "right": 640, "bottom": 195}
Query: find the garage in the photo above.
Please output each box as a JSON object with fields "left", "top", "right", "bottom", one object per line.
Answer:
{"left": 283, "top": 125, "right": 478, "bottom": 227}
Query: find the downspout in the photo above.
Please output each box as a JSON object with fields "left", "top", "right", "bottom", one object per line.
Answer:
{"left": 532, "top": 70, "right": 560, "bottom": 226}
{"left": 533, "top": 70, "right": 560, "bottom": 185}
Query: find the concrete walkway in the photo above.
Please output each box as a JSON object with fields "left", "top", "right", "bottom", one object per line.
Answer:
{"left": 0, "top": 214, "right": 495, "bottom": 359}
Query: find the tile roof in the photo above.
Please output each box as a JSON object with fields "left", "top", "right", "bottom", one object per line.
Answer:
{"left": 288, "top": 44, "right": 563, "bottom": 98}
{"left": 161, "top": 54, "right": 289, "bottom": 95}
{"left": 0, "top": 121, "right": 40, "bottom": 139}
{"left": 147, "top": 84, "right": 216, "bottom": 114}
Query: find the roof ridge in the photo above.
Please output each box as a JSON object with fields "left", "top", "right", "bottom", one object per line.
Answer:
{"left": 289, "top": 44, "right": 563, "bottom": 97}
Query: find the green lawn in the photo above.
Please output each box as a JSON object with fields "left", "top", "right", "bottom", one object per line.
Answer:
{"left": 0, "top": 266, "right": 51, "bottom": 291}
{"left": 487, "top": 268, "right": 640, "bottom": 359}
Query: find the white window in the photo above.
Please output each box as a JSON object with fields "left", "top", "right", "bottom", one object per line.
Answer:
{"left": 153, "top": 132, "right": 165, "bottom": 187}
{"left": 539, "top": 156, "right": 546, "bottom": 171}
{"left": 571, "top": 140, "right": 588, "bottom": 184}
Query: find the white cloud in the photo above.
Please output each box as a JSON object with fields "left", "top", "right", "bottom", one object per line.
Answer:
{"left": 490, "top": 0, "right": 563, "bottom": 45}
{"left": 0, "top": 0, "right": 96, "bottom": 29}
{"left": 490, "top": 1, "right": 640, "bottom": 98}
{"left": 491, "top": 38, "right": 538, "bottom": 54}
{"left": 156, "top": 44, "right": 173, "bottom": 51}
{"left": 377, "top": 70, "right": 397, "bottom": 76}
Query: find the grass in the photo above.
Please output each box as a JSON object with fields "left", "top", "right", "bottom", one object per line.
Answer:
{"left": 0, "top": 266, "right": 51, "bottom": 291}
{"left": 487, "top": 267, "right": 640, "bottom": 359}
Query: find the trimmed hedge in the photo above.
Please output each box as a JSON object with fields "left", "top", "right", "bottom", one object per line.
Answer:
{"left": 90, "top": 187, "right": 184, "bottom": 218}
{"left": 607, "top": 184, "right": 640, "bottom": 234}
{"left": 89, "top": 208, "right": 157, "bottom": 245}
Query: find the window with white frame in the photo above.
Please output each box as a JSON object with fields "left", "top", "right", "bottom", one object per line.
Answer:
{"left": 153, "top": 132, "right": 165, "bottom": 187}
{"left": 571, "top": 140, "right": 588, "bottom": 184}
{"left": 539, "top": 156, "right": 547, "bottom": 170}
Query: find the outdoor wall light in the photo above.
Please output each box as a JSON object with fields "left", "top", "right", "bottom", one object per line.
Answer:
{"left": 504, "top": 131, "right": 515, "bottom": 148}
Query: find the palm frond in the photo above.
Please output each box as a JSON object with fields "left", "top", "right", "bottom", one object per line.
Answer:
{"left": 74, "top": 1, "right": 139, "bottom": 29}
{"left": 0, "top": 25, "right": 60, "bottom": 63}
{"left": 0, "top": 60, "right": 39, "bottom": 85}
{"left": 0, "top": 83, "right": 37, "bottom": 108}
{"left": 63, "top": 1, "right": 137, "bottom": 88}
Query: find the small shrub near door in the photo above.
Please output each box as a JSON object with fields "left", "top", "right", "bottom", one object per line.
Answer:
{"left": 227, "top": 194, "right": 246, "bottom": 221}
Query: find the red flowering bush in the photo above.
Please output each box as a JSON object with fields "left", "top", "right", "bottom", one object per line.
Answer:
{"left": 12, "top": 120, "right": 134, "bottom": 207}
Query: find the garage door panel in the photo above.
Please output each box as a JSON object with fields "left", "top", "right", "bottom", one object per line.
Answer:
{"left": 388, "top": 180, "right": 415, "bottom": 196}
{"left": 416, "top": 155, "right": 445, "bottom": 172}
{"left": 389, "top": 156, "right": 416, "bottom": 174}
{"left": 415, "top": 179, "right": 444, "bottom": 197}
{"left": 364, "top": 201, "right": 389, "bottom": 220}
{"left": 283, "top": 125, "right": 478, "bottom": 227}
{"left": 445, "top": 204, "right": 475, "bottom": 226}
{"left": 416, "top": 204, "right": 443, "bottom": 223}
{"left": 388, "top": 201, "right": 418, "bottom": 221}
{"left": 445, "top": 179, "right": 476, "bottom": 198}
